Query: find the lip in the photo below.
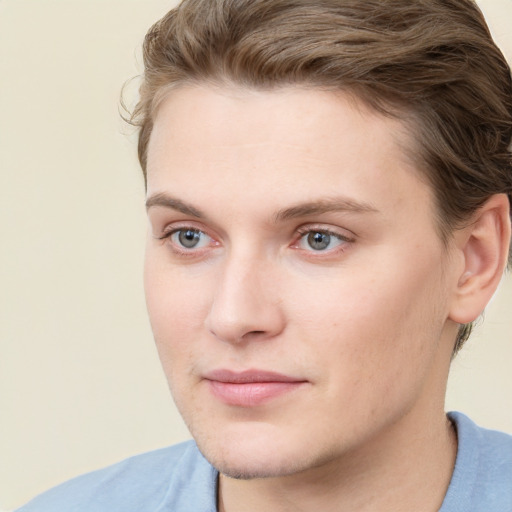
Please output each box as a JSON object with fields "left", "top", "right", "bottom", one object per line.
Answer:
{"left": 203, "top": 369, "right": 307, "bottom": 407}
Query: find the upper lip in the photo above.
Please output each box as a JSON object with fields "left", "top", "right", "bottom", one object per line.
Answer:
{"left": 204, "top": 369, "right": 306, "bottom": 384}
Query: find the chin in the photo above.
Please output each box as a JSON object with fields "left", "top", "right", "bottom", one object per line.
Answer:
{"left": 203, "top": 447, "right": 314, "bottom": 480}
{"left": 191, "top": 422, "right": 325, "bottom": 480}
{"left": 216, "top": 462, "right": 300, "bottom": 480}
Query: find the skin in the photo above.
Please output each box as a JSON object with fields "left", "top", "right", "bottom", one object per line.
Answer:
{"left": 143, "top": 85, "right": 505, "bottom": 511}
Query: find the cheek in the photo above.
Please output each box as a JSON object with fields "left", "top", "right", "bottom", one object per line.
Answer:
{"left": 144, "top": 268, "right": 205, "bottom": 409}
{"left": 289, "top": 256, "right": 448, "bottom": 379}
{"left": 144, "top": 253, "right": 212, "bottom": 358}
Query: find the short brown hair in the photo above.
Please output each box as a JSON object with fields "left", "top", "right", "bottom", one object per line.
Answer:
{"left": 129, "top": 0, "right": 512, "bottom": 351}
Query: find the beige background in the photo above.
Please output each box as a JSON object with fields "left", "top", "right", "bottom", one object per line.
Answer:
{"left": 1, "top": 0, "right": 511, "bottom": 510}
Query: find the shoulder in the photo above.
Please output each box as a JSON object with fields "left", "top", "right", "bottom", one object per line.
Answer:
{"left": 16, "top": 440, "right": 218, "bottom": 512}
{"left": 451, "top": 411, "right": 512, "bottom": 476}
{"left": 441, "top": 412, "right": 512, "bottom": 512}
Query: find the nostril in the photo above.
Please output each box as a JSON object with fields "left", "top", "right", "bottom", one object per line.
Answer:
{"left": 239, "top": 330, "right": 268, "bottom": 342}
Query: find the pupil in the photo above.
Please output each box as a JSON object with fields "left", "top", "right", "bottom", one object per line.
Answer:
{"left": 179, "top": 229, "right": 200, "bottom": 248}
{"left": 308, "top": 232, "right": 330, "bottom": 250}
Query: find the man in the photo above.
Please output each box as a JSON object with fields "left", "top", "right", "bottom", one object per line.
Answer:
{"left": 18, "top": 0, "right": 512, "bottom": 511}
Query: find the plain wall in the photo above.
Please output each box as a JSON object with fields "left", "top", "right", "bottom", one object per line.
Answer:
{"left": 1, "top": 0, "right": 511, "bottom": 509}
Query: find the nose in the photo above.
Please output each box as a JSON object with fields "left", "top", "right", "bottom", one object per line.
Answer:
{"left": 205, "top": 253, "right": 286, "bottom": 344}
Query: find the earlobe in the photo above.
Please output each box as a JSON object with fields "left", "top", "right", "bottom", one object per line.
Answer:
{"left": 449, "top": 194, "right": 511, "bottom": 325}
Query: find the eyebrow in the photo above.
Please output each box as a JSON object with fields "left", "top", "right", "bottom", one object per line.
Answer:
{"left": 145, "top": 193, "right": 379, "bottom": 222}
{"left": 273, "top": 197, "right": 379, "bottom": 222}
{"left": 146, "top": 193, "right": 205, "bottom": 218}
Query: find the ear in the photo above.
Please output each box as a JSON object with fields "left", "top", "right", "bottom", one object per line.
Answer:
{"left": 449, "top": 194, "right": 511, "bottom": 325}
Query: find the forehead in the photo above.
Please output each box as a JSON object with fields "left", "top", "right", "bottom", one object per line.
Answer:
{"left": 146, "top": 85, "right": 435, "bottom": 229}
{"left": 148, "top": 85, "right": 410, "bottom": 163}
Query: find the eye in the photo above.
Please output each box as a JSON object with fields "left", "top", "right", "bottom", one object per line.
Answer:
{"left": 169, "top": 228, "right": 212, "bottom": 250}
{"left": 296, "top": 229, "right": 348, "bottom": 252}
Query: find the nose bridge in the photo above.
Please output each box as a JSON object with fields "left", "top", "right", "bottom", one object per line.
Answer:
{"left": 205, "top": 246, "right": 284, "bottom": 343}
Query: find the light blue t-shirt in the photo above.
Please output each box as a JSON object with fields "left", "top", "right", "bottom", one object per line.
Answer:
{"left": 16, "top": 412, "right": 512, "bottom": 511}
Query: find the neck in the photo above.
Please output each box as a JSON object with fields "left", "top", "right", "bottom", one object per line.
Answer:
{"left": 217, "top": 408, "right": 457, "bottom": 512}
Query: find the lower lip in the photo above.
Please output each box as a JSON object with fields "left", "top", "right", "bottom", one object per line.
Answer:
{"left": 207, "top": 380, "right": 305, "bottom": 407}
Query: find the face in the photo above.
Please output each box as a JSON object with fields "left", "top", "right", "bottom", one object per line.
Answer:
{"left": 144, "top": 85, "right": 458, "bottom": 479}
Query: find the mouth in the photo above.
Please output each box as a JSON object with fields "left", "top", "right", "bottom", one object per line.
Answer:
{"left": 203, "top": 369, "right": 308, "bottom": 407}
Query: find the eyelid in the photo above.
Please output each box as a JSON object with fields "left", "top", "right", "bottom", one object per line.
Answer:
{"left": 294, "top": 224, "right": 355, "bottom": 241}
{"left": 154, "top": 219, "right": 212, "bottom": 240}
{"left": 291, "top": 224, "right": 355, "bottom": 254}
{"left": 154, "top": 221, "right": 221, "bottom": 258}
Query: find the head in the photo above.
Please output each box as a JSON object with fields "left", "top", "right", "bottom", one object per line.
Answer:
{"left": 132, "top": 0, "right": 512, "bottom": 480}
{"left": 132, "top": 0, "right": 512, "bottom": 352}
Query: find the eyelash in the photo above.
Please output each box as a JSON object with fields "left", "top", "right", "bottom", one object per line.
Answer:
{"left": 156, "top": 224, "right": 354, "bottom": 258}
{"left": 293, "top": 226, "right": 354, "bottom": 254}
{"left": 157, "top": 225, "right": 217, "bottom": 258}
